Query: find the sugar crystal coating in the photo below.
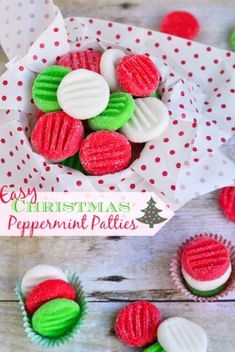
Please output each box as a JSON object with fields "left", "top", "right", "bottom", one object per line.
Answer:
{"left": 32, "top": 298, "right": 80, "bottom": 338}
{"left": 219, "top": 187, "right": 235, "bottom": 222}
{"left": 115, "top": 301, "right": 162, "bottom": 347}
{"left": 116, "top": 55, "right": 160, "bottom": 97}
{"left": 32, "top": 65, "right": 71, "bottom": 112}
{"left": 31, "top": 111, "right": 84, "bottom": 162}
{"left": 160, "top": 11, "right": 200, "bottom": 40}
{"left": 181, "top": 237, "right": 230, "bottom": 281}
{"left": 79, "top": 131, "right": 131, "bottom": 175}
{"left": 57, "top": 50, "right": 102, "bottom": 73}
{"left": 26, "top": 279, "right": 76, "bottom": 314}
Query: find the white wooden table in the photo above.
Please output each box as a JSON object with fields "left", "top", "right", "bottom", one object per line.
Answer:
{"left": 0, "top": 1, "right": 235, "bottom": 351}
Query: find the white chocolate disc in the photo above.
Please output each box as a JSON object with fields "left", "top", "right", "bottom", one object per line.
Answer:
{"left": 100, "top": 49, "right": 125, "bottom": 92}
{"left": 57, "top": 69, "right": 110, "bottom": 120}
{"left": 120, "top": 97, "right": 169, "bottom": 143}
{"left": 158, "top": 317, "right": 208, "bottom": 352}
{"left": 182, "top": 264, "right": 232, "bottom": 291}
{"left": 21, "top": 264, "right": 68, "bottom": 297}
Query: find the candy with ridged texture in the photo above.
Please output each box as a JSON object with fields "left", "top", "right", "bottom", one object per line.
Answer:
{"left": 219, "top": 187, "right": 235, "bottom": 222}
{"left": 57, "top": 69, "right": 110, "bottom": 120}
{"left": 26, "top": 279, "right": 76, "bottom": 315}
{"left": 157, "top": 317, "right": 208, "bottom": 352}
{"left": 21, "top": 265, "right": 68, "bottom": 298}
{"left": 181, "top": 236, "right": 232, "bottom": 297}
{"left": 160, "top": 11, "right": 200, "bottom": 40}
{"left": 31, "top": 112, "right": 84, "bottom": 162}
{"left": 120, "top": 97, "right": 169, "bottom": 143}
{"left": 80, "top": 131, "right": 131, "bottom": 176}
{"left": 32, "top": 298, "right": 80, "bottom": 337}
{"left": 57, "top": 50, "right": 102, "bottom": 72}
{"left": 116, "top": 55, "right": 160, "bottom": 97}
{"left": 88, "top": 93, "right": 135, "bottom": 131}
{"left": 115, "top": 301, "right": 162, "bottom": 347}
{"left": 100, "top": 49, "right": 125, "bottom": 91}
{"left": 32, "top": 66, "right": 71, "bottom": 113}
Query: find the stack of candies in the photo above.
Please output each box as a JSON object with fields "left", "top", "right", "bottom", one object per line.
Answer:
{"left": 20, "top": 265, "right": 81, "bottom": 338}
{"left": 31, "top": 49, "right": 170, "bottom": 176}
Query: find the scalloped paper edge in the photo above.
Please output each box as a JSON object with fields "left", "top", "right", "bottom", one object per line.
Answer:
{"left": 170, "top": 233, "right": 235, "bottom": 302}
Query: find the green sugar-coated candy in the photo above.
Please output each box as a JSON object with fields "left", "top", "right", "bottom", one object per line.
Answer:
{"left": 230, "top": 29, "right": 235, "bottom": 51}
{"left": 32, "top": 298, "right": 80, "bottom": 338}
{"left": 186, "top": 283, "right": 227, "bottom": 297}
{"left": 144, "top": 342, "right": 166, "bottom": 352}
{"left": 88, "top": 92, "right": 135, "bottom": 131}
{"left": 32, "top": 65, "right": 71, "bottom": 113}
{"left": 60, "top": 154, "right": 86, "bottom": 173}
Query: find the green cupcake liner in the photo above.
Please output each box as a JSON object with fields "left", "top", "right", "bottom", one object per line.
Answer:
{"left": 15, "top": 270, "right": 88, "bottom": 348}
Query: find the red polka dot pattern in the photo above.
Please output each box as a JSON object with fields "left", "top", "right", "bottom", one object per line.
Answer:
{"left": 0, "top": 11, "right": 234, "bottom": 200}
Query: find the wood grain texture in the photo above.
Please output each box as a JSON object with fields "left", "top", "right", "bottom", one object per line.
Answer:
{"left": 0, "top": 0, "right": 235, "bottom": 351}
{"left": 0, "top": 193, "right": 235, "bottom": 302}
{"left": 0, "top": 301, "right": 234, "bottom": 352}
{"left": 55, "top": 0, "right": 235, "bottom": 49}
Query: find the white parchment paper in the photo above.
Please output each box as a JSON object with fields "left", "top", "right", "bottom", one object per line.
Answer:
{"left": 0, "top": 0, "right": 234, "bottom": 211}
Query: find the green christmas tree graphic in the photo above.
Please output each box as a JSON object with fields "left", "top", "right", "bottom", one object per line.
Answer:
{"left": 136, "top": 197, "right": 167, "bottom": 228}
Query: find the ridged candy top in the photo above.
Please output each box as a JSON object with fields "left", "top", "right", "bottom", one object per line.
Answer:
{"left": 31, "top": 112, "right": 84, "bottom": 162}
{"left": 181, "top": 237, "right": 230, "bottom": 281}
{"left": 116, "top": 55, "right": 160, "bottom": 97}
{"left": 88, "top": 92, "right": 135, "bottom": 131}
{"left": 32, "top": 298, "right": 80, "bottom": 338}
{"left": 57, "top": 50, "right": 102, "bottom": 73}
{"left": 115, "top": 301, "right": 162, "bottom": 347}
{"left": 32, "top": 65, "right": 71, "bottom": 113}
{"left": 26, "top": 279, "right": 76, "bottom": 314}
{"left": 158, "top": 317, "right": 208, "bottom": 352}
{"left": 79, "top": 131, "right": 131, "bottom": 176}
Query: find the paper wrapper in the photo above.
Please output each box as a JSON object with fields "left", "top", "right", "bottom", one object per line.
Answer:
{"left": 15, "top": 270, "right": 88, "bottom": 348}
{"left": 0, "top": 0, "right": 235, "bottom": 211}
{"left": 170, "top": 233, "right": 235, "bottom": 302}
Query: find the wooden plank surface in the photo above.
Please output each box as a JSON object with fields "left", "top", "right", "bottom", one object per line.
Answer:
{"left": 1, "top": 302, "right": 235, "bottom": 352}
{"left": 0, "top": 0, "right": 235, "bottom": 351}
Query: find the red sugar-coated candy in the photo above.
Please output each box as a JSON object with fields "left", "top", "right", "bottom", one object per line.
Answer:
{"left": 31, "top": 111, "right": 84, "bottom": 162}
{"left": 79, "top": 131, "right": 132, "bottom": 176}
{"left": 57, "top": 50, "right": 102, "bottom": 73}
{"left": 181, "top": 236, "right": 230, "bottom": 281}
{"left": 219, "top": 187, "right": 235, "bottom": 222}
{"left": 26, "top": 279, "right": 76, "bottom": 314}
{"left": 115, "top": 301, "right": 162, "bottom": 347}
{"left": 116, "top": 55, "right": 160, "bottom": 97}
{"left": 160, "top": 11, "right": 200, "bottom": 40}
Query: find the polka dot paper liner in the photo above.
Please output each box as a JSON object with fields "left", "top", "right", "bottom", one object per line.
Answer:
{"left": 0, "top": 3, "right": 234, "bottom": 202}
{"left": 170, "top": 233, "right": 235, "bottom": 302}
